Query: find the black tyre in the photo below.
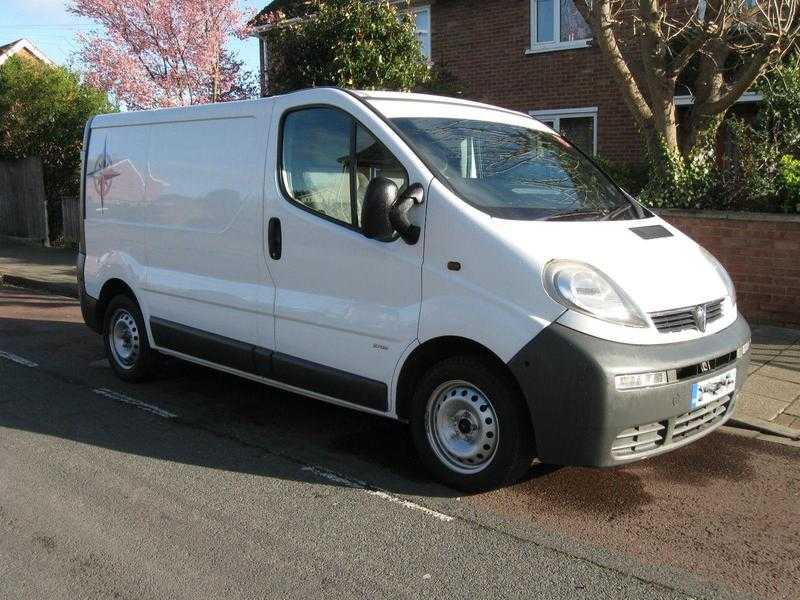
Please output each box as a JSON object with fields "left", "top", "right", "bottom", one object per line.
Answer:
{"left": 410, "top": 356, "right": 533, "bottom": 492}
{"left": 103, "top": 294, "right": 156, "bottom": 382}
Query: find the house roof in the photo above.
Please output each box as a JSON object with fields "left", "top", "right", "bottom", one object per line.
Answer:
{"left": 250, "top": 0, "right": 312, "bottom": 27}
{"left": 250, "top": 0, "right": 418, "bottom": 29}
{"left": 0, "top": 38, "right": 55, "bottom": 67}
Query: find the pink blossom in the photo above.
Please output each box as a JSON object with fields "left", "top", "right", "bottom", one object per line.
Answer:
{"left": 69, "top": 0, "right": 256, "bottom": 110}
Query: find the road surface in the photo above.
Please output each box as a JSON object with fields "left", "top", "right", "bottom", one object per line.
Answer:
{"left": 1, "top": 285, "right": 798, "bottom": 599}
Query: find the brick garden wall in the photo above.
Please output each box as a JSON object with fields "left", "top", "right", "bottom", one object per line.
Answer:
{"left": 661, "top": 211, "right": 800, "bottom": 327}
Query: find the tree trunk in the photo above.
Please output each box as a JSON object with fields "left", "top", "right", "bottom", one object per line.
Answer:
{"left": 682, "top": 110, "right": 725, "bottom": 158}
{"left": 212, "top": 61, "right": 220, "bottom": 103}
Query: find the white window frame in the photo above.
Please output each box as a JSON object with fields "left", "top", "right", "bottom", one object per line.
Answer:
{"left": 698, "top": 0, "right": 757, "bottom": 21}
{"left": 527, "top": 0, "right": 592, "bottom": 54}
{"left": 674, "top": 91, "right": 763, "bottom": 106}
{"left": 529, "top": 107, "right": 598, "bottom": 155}
{"left": 410, "top": 5, "right": 432, "bottom": 59}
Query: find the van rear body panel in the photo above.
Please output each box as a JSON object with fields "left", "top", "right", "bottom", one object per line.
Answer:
{"left": 84, "top": 100, "right": 277, "bottom": 351}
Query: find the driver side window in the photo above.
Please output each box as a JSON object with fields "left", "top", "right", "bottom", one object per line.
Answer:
{"left": 281, "top": 107, "right": 407, "bottom": 228}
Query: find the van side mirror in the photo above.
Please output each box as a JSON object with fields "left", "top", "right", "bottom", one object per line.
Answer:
{"left": 361, "top": 177, "right": 399, "bottom": 242}
{"left": 361, "top": 177, "right": 424, "bottom": 245}
{"left": 390, "top": 183, "right": 424, "bottom": 245}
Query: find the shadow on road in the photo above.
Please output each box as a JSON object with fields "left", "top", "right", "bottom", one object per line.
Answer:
{"left": 0, "top": 292, "right": 571, "bottom": 500}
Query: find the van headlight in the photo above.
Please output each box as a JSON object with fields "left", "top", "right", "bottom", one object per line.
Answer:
{"left": 700, "top": 247, "right": 736, "bottom": 309}
{"left": 543, "top": 260, "right": 648, "bottom": 328}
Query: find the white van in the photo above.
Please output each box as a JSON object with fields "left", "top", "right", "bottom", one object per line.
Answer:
{"left": 78, "top": 88, "right": 751, "bottom": 491}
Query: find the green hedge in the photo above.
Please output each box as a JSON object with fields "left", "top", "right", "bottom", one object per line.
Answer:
{"left": 630, "top": 56, "right": 800, "bottom": 214}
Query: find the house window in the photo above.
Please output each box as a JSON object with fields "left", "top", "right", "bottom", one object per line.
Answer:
{"left": 529, "top": 0, "right": 592, "bottom": 53}
{"left": 529, "top": 107, "right": 597, "bottom": 155}
{"left": 411, "top": 6, "right": 431, "bottom": 59}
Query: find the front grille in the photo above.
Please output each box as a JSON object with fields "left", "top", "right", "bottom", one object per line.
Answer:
{"left": 675, "top": 350, "right": 737, "bottom": 381}
{"left": 671, "top": 395, "right": 731, "bottom": 441}
{"left": 650, "top": 299, "right": 724, "bottom": 333}
{"left": 611, "top": 394, "right": 733, "bottom": 459}
{"left": 611, "top": 422, "right": 665, "bottom": 457}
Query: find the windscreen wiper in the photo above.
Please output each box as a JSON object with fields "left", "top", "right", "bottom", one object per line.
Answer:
{"left": 544, "top": 210, "right": 607, "bottom": 221}
{"left": 600, "top": 204, "right": 636, "bottom": 221}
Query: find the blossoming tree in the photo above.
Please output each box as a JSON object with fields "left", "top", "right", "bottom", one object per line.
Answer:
{"left": 69, "top": 0, "right": 256, "bottom": 109}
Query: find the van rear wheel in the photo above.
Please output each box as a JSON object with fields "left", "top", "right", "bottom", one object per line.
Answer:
{"left": 410, "top": 356, "right": 533, "bottom": 492}
{"left": 103, "top": 295, "right": 156, "bottom": 382}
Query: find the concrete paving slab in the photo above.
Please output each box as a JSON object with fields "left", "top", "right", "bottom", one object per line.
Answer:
{"left": 748, "top": 351, "right": 782, "bottom": 366}
{"left": 773, "top": 413, "right": 799, "bottom": 428}
{"left": 756, "top": 364, "right": 800, "bottom": 384}
{"left": 769, "top": 355, "right": 800, "bottom": 369}
{"left": 751, "top": 342, "right": 793, "bottom": 353}
{"left": 735, "top": 393, "right": 790, "bottom": 421}
{"left": 742, "top": 374, "right": 800, "bottom": 403}
{"left": 785, "top": 399, "right": 800, "bottom": 418}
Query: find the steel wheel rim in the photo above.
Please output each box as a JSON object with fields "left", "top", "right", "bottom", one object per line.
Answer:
{"left": 425, "top": 380, "right": 499, "bottom": 474}
{"left": 109, "top": 308, "right": 140, "bottom": 369}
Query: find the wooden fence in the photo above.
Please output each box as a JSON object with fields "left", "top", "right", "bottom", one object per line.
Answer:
{"left": 61, "top": 196, "right": 80, "bottom": 245}
{"left": 0, "top": 157, "right": 48, "bottom": 245}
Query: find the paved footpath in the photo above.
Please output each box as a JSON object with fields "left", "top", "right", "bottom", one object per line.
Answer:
{"left": 0, "top": 238, "right": 77, "bottom": 297}
{"left": 738, "top": 326, "right": 800, "bottom": 436}
{"left": 2, "top": 285, "right": 800, "bottom": 600}
{"left": 2, "top": 237, "right": 799, "bottom": 439}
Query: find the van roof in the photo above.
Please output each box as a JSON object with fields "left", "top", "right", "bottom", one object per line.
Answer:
{"left": 89, "top": 87, "right": 531, "bottom": 128}
{"left": 351, "top": 90, "right": 531, "bottom": 119}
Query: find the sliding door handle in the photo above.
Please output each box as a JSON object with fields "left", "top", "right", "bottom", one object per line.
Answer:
{"left": 268, "top": 217, "right": 282, "bottom": 260}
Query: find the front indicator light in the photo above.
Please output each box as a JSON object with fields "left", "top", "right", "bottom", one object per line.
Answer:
{"left": 615, "top": 370, "right": 669, "bottom": 390}
{"left": 738, "top": 339, "right": 751, "bottom": 357}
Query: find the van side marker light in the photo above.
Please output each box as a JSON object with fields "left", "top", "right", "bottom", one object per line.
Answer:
{"left": 94, "top": 388, "right": 177, "bottom": 419}
{"left": 302, "top": 465, "right": 454, "bottom": 523}
{"left": 0, "top": 351, "right": 38, "bottom": 368}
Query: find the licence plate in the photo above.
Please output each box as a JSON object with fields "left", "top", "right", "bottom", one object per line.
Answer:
{"left": 691, "top": 368, "right": 736, "bottom": 409}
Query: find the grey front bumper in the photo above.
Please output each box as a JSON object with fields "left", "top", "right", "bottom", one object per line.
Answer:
{"left": 508, "top": 315, "right": 751, "bottom": 467}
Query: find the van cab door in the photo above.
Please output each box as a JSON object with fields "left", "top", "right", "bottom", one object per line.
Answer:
{"left": 265, "top": 91, "right": 428, "bottom": 413}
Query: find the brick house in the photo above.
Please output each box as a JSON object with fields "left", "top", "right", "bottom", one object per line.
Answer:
{"left": 0, "top": 38, "right": 54, "bottom": 68}
{"left": 250, "top": 0, "right": 762, "bottom": 164}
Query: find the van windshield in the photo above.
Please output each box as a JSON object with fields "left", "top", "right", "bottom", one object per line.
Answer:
{"left": 391, "top": 117, "right": 646, "bottom": 221}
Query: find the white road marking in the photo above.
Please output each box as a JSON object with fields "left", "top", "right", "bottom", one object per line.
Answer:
{"left": 93, "top": 388, "right": 177, "bottom": 419}
{"left": 0, "top": 351, "right": 38, "bottom": 368}
{"left": 301, "top": 465, "right": 454, "bottom": 523}
{"left": 367, "top": 489, "right": 454, "bottom": 522}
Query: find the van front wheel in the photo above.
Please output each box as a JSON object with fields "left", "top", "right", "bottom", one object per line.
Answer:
{"left": 103, "top": 295, "right": 156, "bottom": 382}
{"left": 410, "top": 356, "right": 533, "bottom": 492}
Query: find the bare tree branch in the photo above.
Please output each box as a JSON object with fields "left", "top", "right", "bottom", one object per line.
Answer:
{"left": 574, "top": 0, "right": 655, "bottom": 129}
{"left": 575, "top": 0, "right": 800, "bottom": 161}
